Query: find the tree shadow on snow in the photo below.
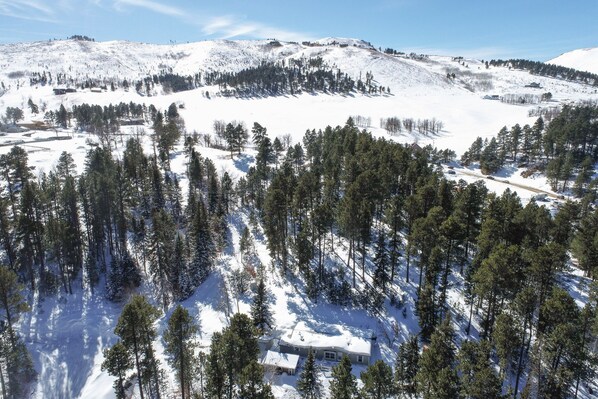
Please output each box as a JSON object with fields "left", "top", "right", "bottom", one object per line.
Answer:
{"left": 233, "top": 153, "right": 254, "bottom": 173}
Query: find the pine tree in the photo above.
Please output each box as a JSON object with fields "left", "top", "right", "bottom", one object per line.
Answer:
{"left": 107, "top": 251, "right": 141, "bottom": 302}
{"left": 329, "top": 355, "right": 358, "bottom": 399}
{"left": 492, "top": 312, "right": 522, "bottom": 380}
{"left": 114, "top": 295, "right": 162, "bottom": 399}
{"left": 0, "top": 200, "right": 16, "bottom": 271}
{"left": 416, "top": 315, "right": 459, "bottom": 399}
{"left": 102, "top": 341, "right": 132, "bottom": 399}
{"left": 372, "top": 232, "right": 389, "bottom": 293}
{"left": 206, "top": 313, "right": 262, "bottom": 399}
{"left": 296, "top": 350, "right": 323, "bottom": 399}
{"left": 189, "top": 199, "right": 213, "bottom": 287}
{"left": 148, "top": 209, "right": 176, "bottom": 310}
{"left": 395, "top": 335, "right": 419, "bottom": 397}
{"left": 360, "top": 360, "right": 394, "bottom": 399}
{"left": 163, "top": 305, "right": 198, "bottom": 399}
{"left": 0, "top": 266, "right": 35, "bottom": 398}
{"left": 0, "top": 266, "right": 29, "bottom": 347}
{"left": 238, "top": 361, "right": 275, "bottom": 399}
{"left": 416, "top": 282, "right": 437, "bottom": 342}
{"left": 251, "top": 276, "right": 273, "bottom": 333}
{"left": 251, "top": 122, "right": 267, "bottom": 147}
{"left": 458, "top": 340, "right": 502, "bottom": 399}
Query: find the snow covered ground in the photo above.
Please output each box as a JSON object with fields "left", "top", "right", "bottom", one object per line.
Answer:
{"left": 1, "top": 38, "right": 597, "bottom": 398}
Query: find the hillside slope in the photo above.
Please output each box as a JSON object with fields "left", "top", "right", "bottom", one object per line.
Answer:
{"left": 548, "top": 47, "right": 598, "bottom": 74}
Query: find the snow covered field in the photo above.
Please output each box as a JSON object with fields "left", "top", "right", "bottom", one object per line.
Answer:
{"left": 1, "top": 38, "right": 597, "bottom": 398}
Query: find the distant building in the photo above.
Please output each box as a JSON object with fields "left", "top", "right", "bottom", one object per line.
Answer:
{"left": 525, "top": 82, "right": 542, "bottom": 88}
{"left": 410, "top": 142, "right": 423, "bottom": 152}
{"left": 90, "top": 88, "right": 103, "bottom": 93}
{"left": 120, "top": 118, "right": 145, "bottom": 126}
{"left": 17, "top": 121, "right": 50, "bottom": 130}
{"left": 279, "top": 322, "right": 373, "bottom": 365}
{"left": 54, "top": 88, "right": 76, "bottom": 94}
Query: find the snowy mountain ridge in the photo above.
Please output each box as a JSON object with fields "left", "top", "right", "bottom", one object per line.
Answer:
{"left": 548, "top": 47, "right": 598, "bottom": 75}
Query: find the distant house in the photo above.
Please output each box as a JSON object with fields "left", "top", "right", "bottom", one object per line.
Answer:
{"left": 90, "top": 88, "right": 103, "bottom": 93}
{"left": 410, "top": 142, "right": 423, "bottom": 152}
{"left": 279, "top": 322, "right": 373, "bottom": 365}
{"left": 17, "top": 121, "right": 50, "bottom": 130}
{"left": 54, "top": 88, "right": 76, "bottom": 94}
{"left": 483, "top": 94, "right": 500, "bottom": 100}
{"left": 525, "top": 82, "right": 542, "bottom": 88}
{"left": 261, "top": 350, "right": 300, "bottom": 375}
{"left": 119, "top": 118, "right": 145, "bottom": 126}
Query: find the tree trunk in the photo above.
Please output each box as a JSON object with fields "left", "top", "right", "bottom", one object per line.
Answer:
{"left": 513, "top": 317, "right": 528, "bottom": 397}
{"left": 180, "top": 323, "right": 186, "bottom": 399}
{"left": 133, "top": 335, "right": 145, "bottom": 399}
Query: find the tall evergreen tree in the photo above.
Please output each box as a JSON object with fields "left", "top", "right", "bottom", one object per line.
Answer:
{"left": 0, "top": 266, "right": 35, "bottom": 398}
{"left": 329, "top": 355, "right": 358, "bottom": 399}
{"left": 416, "top": 315, "right": 459, "bottom": 399}
{"left": 360, "top": 360, "right": 394, "bottom": 399}
{"left": 296, "top": 350, "right": 323, "bottom": 399}
{"left": 102, "top": 341, "right": 132, "bottom": 399}
{"left": 395, "top": 335, "right": 419, "bottom": 397}
{"left": 251, "top": 276, "right": 272, "bottom": 334}
{"left": 457, "top": 340, "right": 502, "bottom": 399}
{"left": 114, "top": 295, "right": 162, "bottom": 399}
{"left": 163, "top": 305, "right": 198, "bottom": 399}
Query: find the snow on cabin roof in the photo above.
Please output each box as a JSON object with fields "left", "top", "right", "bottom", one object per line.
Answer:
{"left": 262, "top": 350, "right": 300, "bottom": 370}
{"left": 280, "top": 321, "right": 372, "bottom": 357}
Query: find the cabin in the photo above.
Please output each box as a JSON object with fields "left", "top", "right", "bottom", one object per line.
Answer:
{"left": 525, "top": 82, "right": 542, "bottom": 88}
{"left": 17, "top": 121, "right": 50, "bottom": 130}
{"left": 261, "top": 350, "right": 300, "bottom": 375}
{"left": 279, "top": 322, "right": 373, "bottom": 365}
{"left": 90, "top": 88, "right": 103, "bottom": 93}
{"left": 54, "top": 88, "right": 76, "bottom": 95}
{"left": 119, "top": 118, "right": 145, "bottom": 126}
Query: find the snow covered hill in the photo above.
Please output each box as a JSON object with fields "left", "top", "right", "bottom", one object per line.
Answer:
{"left": 548, "top": 47, "right": 598, "bottom": 74}
{"left": 2, "top": 37, "right": 597, "bottom": 157}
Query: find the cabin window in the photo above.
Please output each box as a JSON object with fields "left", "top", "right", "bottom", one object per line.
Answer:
{"left": 324, "top": 351, "right": 336, "bottom": 360}
{"left": 357, "top": 355, "right": 364, "bottom": 363}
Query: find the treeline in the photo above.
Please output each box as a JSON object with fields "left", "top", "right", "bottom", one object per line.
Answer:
{"left": 27, "top": 70, "right": 203, "bottom": 95}
{"left": 27, "top": 58, "right": 387, "bottom": 98}
{"left": 489, "top": 59, "right": 598, "bottom": 86}
{"left": 462, "top": 104, "right": 598, "bottom": 196}
{"left": 203, "top": 58, "right": 384, "bottom": 96}
{"left": 42, "top": 101, "right": 171, "bottom": 136}
{"left": 380, "top": 116, "right": 443, "bottom": 135}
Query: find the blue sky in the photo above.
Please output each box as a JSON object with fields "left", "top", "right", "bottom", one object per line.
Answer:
{"left": 0, "top": 0, "right": 596, "bottom": 60}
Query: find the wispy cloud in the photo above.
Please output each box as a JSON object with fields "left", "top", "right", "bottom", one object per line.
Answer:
{"left": 114, "top": 0, "right": 186, "bottom": 18}
{"left": 0, "top": 0, "right": 58, "bottom": 22}
{"left": 112, "top": 0, "right": 312, "bottom": 42}
{"left": 201, "top": 15, "right": 312, "bottom": 41}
